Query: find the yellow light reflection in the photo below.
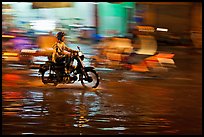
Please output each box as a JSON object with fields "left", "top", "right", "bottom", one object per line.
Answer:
{"left": 2, "top": 35, "right": 16, "bottom": 38}
{"left": 3, "top": 52, "right": 18, "bottom": 56}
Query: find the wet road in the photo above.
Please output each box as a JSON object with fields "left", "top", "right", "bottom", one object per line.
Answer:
{"left": 2, "top": 44, "right": 202, "bottom": 135}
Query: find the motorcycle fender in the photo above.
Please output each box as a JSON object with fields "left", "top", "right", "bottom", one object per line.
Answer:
{"left": 84, "top": 67, "right": 95, "bottom": 71}
{"left": 80, "top": 67, "right": 96, "bottom": 79}
{"left": 80, "top": 67, "right": 99, "bottom": 81}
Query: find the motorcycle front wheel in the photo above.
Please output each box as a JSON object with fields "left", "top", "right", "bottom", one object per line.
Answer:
{"left": 42, "top": 69, "right": 58, "bottom": 86}
{"left": 81, "top": 69, "right": 99, "bottom": 88}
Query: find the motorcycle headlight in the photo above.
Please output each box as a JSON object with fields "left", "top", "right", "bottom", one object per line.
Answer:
{"left": 78, "top": 51, "right": 83, "bottom": 56}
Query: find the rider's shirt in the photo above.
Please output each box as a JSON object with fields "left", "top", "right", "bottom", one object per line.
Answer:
{"left": 52, "top": 41, "right": 71, "bottom": 63}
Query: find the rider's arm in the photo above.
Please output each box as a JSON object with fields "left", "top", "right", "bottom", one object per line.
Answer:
{"left": 63, "top": 43, "right": 73, "bottom": 52}
{"left": 65, "top": 46, "right": 73, "bottom": 52}
{"left": 52, "top": 42, "right": 57, "bottom": 63}
{"left": 52, "top": 52, "right": 56, "bottom": 63}
{"left": 52, "top": 42, "right": 57, "bottom": 49}
{"left": 63, "top": 43, "right": 72, "bottom": 52}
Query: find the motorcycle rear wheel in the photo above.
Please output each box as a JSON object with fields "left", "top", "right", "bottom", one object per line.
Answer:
{"left": 42, "top": 69, "right": 58, "bottom": 86}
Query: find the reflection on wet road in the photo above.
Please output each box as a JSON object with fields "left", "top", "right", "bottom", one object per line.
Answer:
{"left": 2, "top": 46, "right": 202, "bottom": 135}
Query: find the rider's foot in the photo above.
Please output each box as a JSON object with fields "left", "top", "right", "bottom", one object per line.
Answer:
{"left": 65, "top": 68, "right": 70, "bottom": 74}
{"left": 70, "top": 65, "right": 76, "bottom": 70}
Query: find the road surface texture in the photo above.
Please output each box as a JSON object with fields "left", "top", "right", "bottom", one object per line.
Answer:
{"left": 2, "top": 44, "right": 202, "bottom": 135}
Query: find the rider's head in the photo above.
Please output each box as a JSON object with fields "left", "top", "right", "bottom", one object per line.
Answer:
{"left": 56, "top": 31, "right": 65, "bottom": 42}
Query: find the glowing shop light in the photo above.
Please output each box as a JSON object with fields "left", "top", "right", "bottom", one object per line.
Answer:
{"left": 156, "top": 28, "right": 168, "bottom": 32}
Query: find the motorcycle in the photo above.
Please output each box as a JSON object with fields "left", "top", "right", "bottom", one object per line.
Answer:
{"left": 91, "top": 49, "right": 176, "bottom": 77}
{"left": 38, "top": 46, "right": 100, "bottom": 88}
{"left": 123, "top": 52, "right": 176, "bottom": 75}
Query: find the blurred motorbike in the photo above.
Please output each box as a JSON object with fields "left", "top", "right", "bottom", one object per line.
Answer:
{"left": 38, "top": 46, "right": 100, "bottom": 88}
{"left": 123, "top": 52, "right": 176, "bottom": 74}
{"left": 91, "top": 50, "right": 176, "bottom": 77}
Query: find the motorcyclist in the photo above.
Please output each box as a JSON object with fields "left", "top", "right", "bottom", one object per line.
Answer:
{"left": 131, "top": 27, "right": 141, "bottom": 50}
{"left": 52, "top": 31, "right": 78, "bottom": 73}
{"left": 127, "top": 26, "right": 157, "bottom": 64}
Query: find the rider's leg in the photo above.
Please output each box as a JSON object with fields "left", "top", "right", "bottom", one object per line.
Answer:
{"left": 54, "top": 57, "right": 64, "bottom": 81}
{"left": 64, "top": 55, "right": 72, "bottom": 74}
{"left": 65, "top": 54, "right": 71, "bottom": 69}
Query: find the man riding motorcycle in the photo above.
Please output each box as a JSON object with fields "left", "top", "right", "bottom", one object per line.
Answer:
{"left": 39, "top": 31, "right": 100, "bottom": 88}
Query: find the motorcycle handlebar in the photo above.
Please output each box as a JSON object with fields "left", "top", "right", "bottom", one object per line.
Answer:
{"left": 71, "top": 50, "right": 79, "bottom": 56}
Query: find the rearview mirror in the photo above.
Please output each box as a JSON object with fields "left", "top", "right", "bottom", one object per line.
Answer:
{"left": 77, "top": 46, "right": 80, "bottom": 51}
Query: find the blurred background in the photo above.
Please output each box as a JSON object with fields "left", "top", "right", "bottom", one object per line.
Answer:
{"left": 2, "top": 2, "right": 202, "bottom": 135}
{"left": 2, "top": 2, "right": 202, "bottom": 68}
